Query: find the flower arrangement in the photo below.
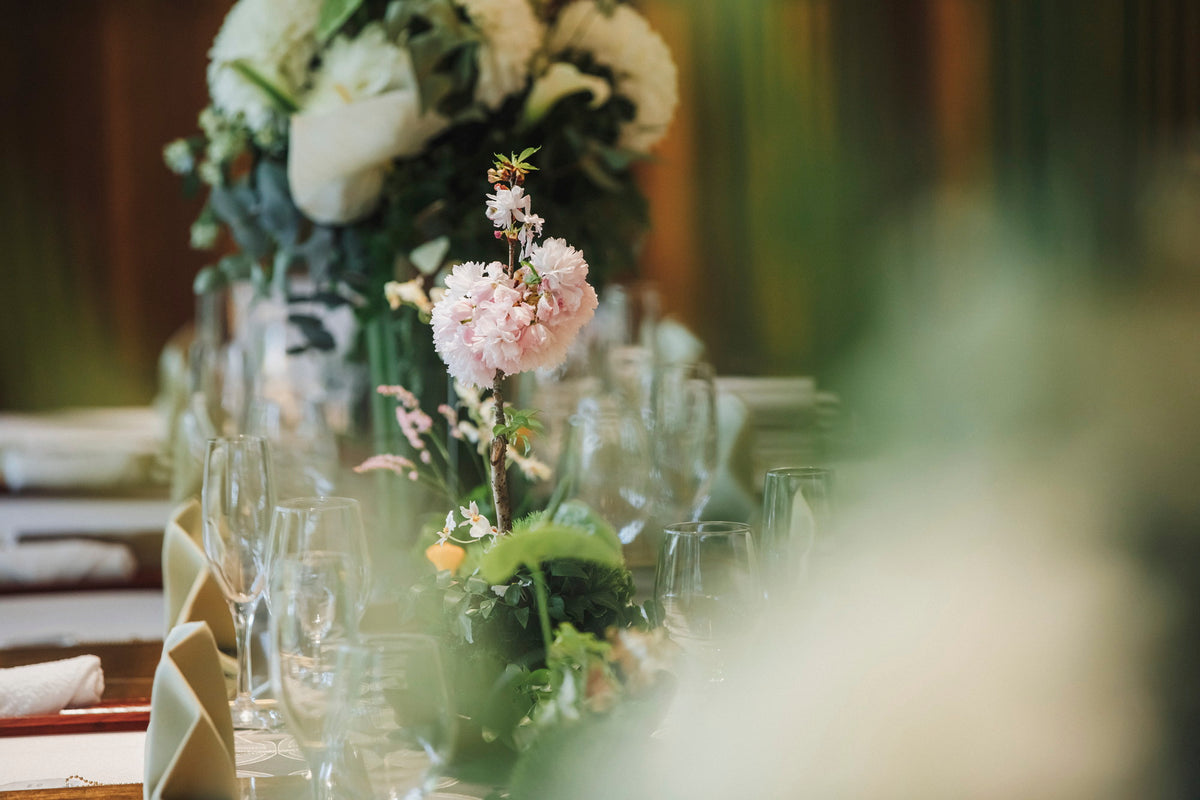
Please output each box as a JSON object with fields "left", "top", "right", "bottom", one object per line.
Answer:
{"left": 165, "top": 0, "right": 679, "bottom": 435}
{"left": 357, "top": 151, "right": 673, "bottom": 786}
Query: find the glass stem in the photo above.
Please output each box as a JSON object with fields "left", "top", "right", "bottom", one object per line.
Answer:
{"left": 310, "top": 749, "right": 335, "bottom": 800}
{"left": 233, "top": 598, "right": 257, "bottom": 705}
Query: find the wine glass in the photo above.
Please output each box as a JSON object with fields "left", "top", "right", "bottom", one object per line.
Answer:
{"left": 331, "top": 634, "right": 456, "bottom": 800}
{"left": 651, "top": 361, "right": 719, "bottom": 522}
{"left": 269, "top": 552, "right": 359, "bottom": 800}
{"left": 201, "top": 435, "right": 281, "bottom": 730}
{"left": 654, "top": 521, "right": 761, "bottom": 683}
{"left": 760, "top": 467, "right": 833, "bottom": 598}
{"left": 246, "top": 396, "right": 338, "bottom": 501}
{"left": 269, "top": 496, "right": 372, "bottom": 620}
{"left": 554, "top": 396, "right": 656, "bottom": 562}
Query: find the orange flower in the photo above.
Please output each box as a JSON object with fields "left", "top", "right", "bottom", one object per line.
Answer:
{"left": 425, "top": 541, "right": 467, "bottom": 573}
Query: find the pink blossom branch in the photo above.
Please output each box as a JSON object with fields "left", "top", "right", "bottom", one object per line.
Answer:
{"left": 490, "top": 370, "right": 512, "bottom": 533}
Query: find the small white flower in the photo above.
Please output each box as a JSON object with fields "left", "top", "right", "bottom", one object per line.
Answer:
{"left": 486, "top": 185, "right": 531, "bottom": 230}
{"left": 437, "top": 511, "right": 456, "bottom": 544}
{"left": 459, "top": 501, "right": 494, "bottom": 539}
{"left": 190, "top": 218, "right": 220, "bottom": 249}
{"left": 198, "top": 161, "right": 224, "bottom": 186}
{"left": 163, "top": 140, "right": 195, "bottom": 174}
{"left": 518, "top": 212, "right": 545, "bottom": 260}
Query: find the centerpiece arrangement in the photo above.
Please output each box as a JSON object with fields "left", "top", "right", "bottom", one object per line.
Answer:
{"left": 164, "top": 0, "right": 679, "bottom": 473}
{"left": 357, "top": 150, "right": 675, "bottom": 795}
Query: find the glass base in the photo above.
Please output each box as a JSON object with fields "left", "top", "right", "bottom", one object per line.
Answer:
{"left": 230, "top": 699, "right": 282, "bottom": 730}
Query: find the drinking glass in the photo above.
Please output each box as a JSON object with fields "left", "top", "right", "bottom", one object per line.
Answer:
{"left": 331, "top": 634, "right": 456, "bottom": 800}
{"left": 201, "top": 435, "right": 280, "bottom": 729}
{"left": 247, "top": 396, "right": 338, "bottom": 501}
{"left": 269, "top": 496, "right": 372, "bottom": 620}
{"left": 760, "top": 467, "right": 834, "bottom": 598}
{"left": 654, "top": 521, "right": 760, "bottom": 683}
{"left": 269, "top": 552, "right": 359, "bottom": 800}
{"left": 554, "top": 397, "right": 655, "bottom": 559}
{"left": 651, "top": 362, "right": 718, "bottom": 522}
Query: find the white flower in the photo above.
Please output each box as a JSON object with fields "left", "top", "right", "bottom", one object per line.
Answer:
{"left": 459, "top": 501, "right": 495, "bottom": 539}
{"left": 190, "top": 218, "right": 219, "bottom": 249}
{"left": 548, "top": 1, "right": 678, "bottom": 152}
{"left": 523, "top": 61, "right": 611, "bottom": 124}
{"left": 437, "top": 511, "right": 456, "bottom": 544}
{"left": 207, "top": 0, "right": 322, "bottom": 137}
{"left": 485, "top": 185, "right": 531, "bottom": 230}
{"left": 303, "top": 24, "right": 420, "bottom": 112}
{"left": 459, "top": 0, "right": 544, "bottom": 110}
{"left": 518, "top": 212, "right": 544, "bottom": 260}
{"left": 163, "top": 140, "right": 195, "bottom": 174}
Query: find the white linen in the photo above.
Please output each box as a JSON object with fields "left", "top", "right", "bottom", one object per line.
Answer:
{"left": 0, "top": 406, "right": 162, "bottom": 492}
{"left": 0, "top": 731, "right": 146, "bottom": 787}
{"left": 0, "top": 590, "right": 164, "bottom": 649}
{"left": 0, "top": 655, "right": 104, "bottom": 718}
{"left": 0, "top": 539, "right": 137, "bottom": 587}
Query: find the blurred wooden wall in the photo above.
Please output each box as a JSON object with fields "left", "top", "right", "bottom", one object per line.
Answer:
{"left": 0, "top": 1, "right": 226, "bottom": 409}
{"left": 638, "top": 0, "right": 1200, "bottom": 381}
{"left": 2, "top": 1, "right": 1198, "bottom": 408}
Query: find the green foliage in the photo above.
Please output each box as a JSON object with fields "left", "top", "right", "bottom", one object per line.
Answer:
{"left": 480, "top": 520, "right": 624, "bottom": 585}
{"left": 316, "top": 0, "right": 363, "bottom": 42}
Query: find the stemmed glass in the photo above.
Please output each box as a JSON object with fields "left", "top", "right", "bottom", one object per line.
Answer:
{"left": 269, "top": 496, "right": 372, "bottom": 620}
{"left": 651, "top": 361, "right": 718, "bottom": 522}
{"left": 654, "top": 521, "right": 760, "bottom": 683}
{"left": 201, "top": 435, "right": 281, "bottom": 729}
{"left": 269, "top": 552, "right": 359, "bottom": 800}
{"left": 331, "top": 634, "right": 457, "bottom": 800}
{"left": 554, "top": 397, "right": 655, "bottom": 561}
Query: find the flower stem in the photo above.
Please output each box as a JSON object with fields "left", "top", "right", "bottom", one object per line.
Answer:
{"left": 490, "top": 370, "right": 512, "bottom": 533}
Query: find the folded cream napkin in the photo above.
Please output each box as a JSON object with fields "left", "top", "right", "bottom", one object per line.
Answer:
{"left": 162, "top": 500, "right": 235, "bottom": 653}
{"left": 144, "top": 622, "right": 237, "bottom": 800}
{"left": 0, "top": 539, "right": 137, "bottom": 588}
{"left": 0, "top": 655, "right": 105, "bottom": 717}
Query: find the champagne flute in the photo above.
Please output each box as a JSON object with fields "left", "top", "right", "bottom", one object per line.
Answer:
{"left": 654, "top": 521, "right": 760, "bottom": 683}
{"left": 331, "top": 634, "right": 456, "bottom": 800}
{"left": 201, "top": 435, "right": 281, "bottom": 729}
{"left": 269, "top": 552, "right": 359, "bottom": 800}
{"left": 651, "top": 362, "right": 719, "bottom": 522}
{"left": 269, "top": 496, "right": 372, "bottom": 620}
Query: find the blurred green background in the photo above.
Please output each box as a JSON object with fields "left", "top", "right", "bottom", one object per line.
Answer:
{"left": 1, "top": 1, "right": 1197, "bottom": 409}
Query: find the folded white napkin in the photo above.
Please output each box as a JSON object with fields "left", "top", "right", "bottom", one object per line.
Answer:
{"left": 162, "top": 500, "right": 235, "bottom": 653}
{"left": 0, "top": 539, "right": 137, "bottom": 588}
{"left": 144, "top": 622, "right": 237, "bottom": 800}
{"left": 0, "top": 655, "right": 105, "bottom": 717}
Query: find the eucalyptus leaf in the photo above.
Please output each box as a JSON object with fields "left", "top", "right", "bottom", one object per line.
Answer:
{"left": 317, "top": 0, "right": 363, "bottom": 42}
{"left": 480, "top": 523, "right": 624, "bottom": 584}
{"left": 410, "top": 236, "right": 450, "bottom": 275}
{"left": 255, "top": 160, "right": 300, "bottom": 248}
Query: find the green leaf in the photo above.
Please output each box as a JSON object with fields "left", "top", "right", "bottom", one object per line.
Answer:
{"left": 480, "top": 523, "right": 624, "bottom": 584}
{"left": 516, "top": 146, "right": 541, "bottom": 164}
{"left": 514, "top": 606, "right": 530, "bottom": 628}
{"left": 229, "top": 60, "right": 299, "bottom": 114}
{"left": 502, "top": 583, "right": 523, "bottom": 606}
{"left": 317, "top": 0, "right": 363, "bottom": 42}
